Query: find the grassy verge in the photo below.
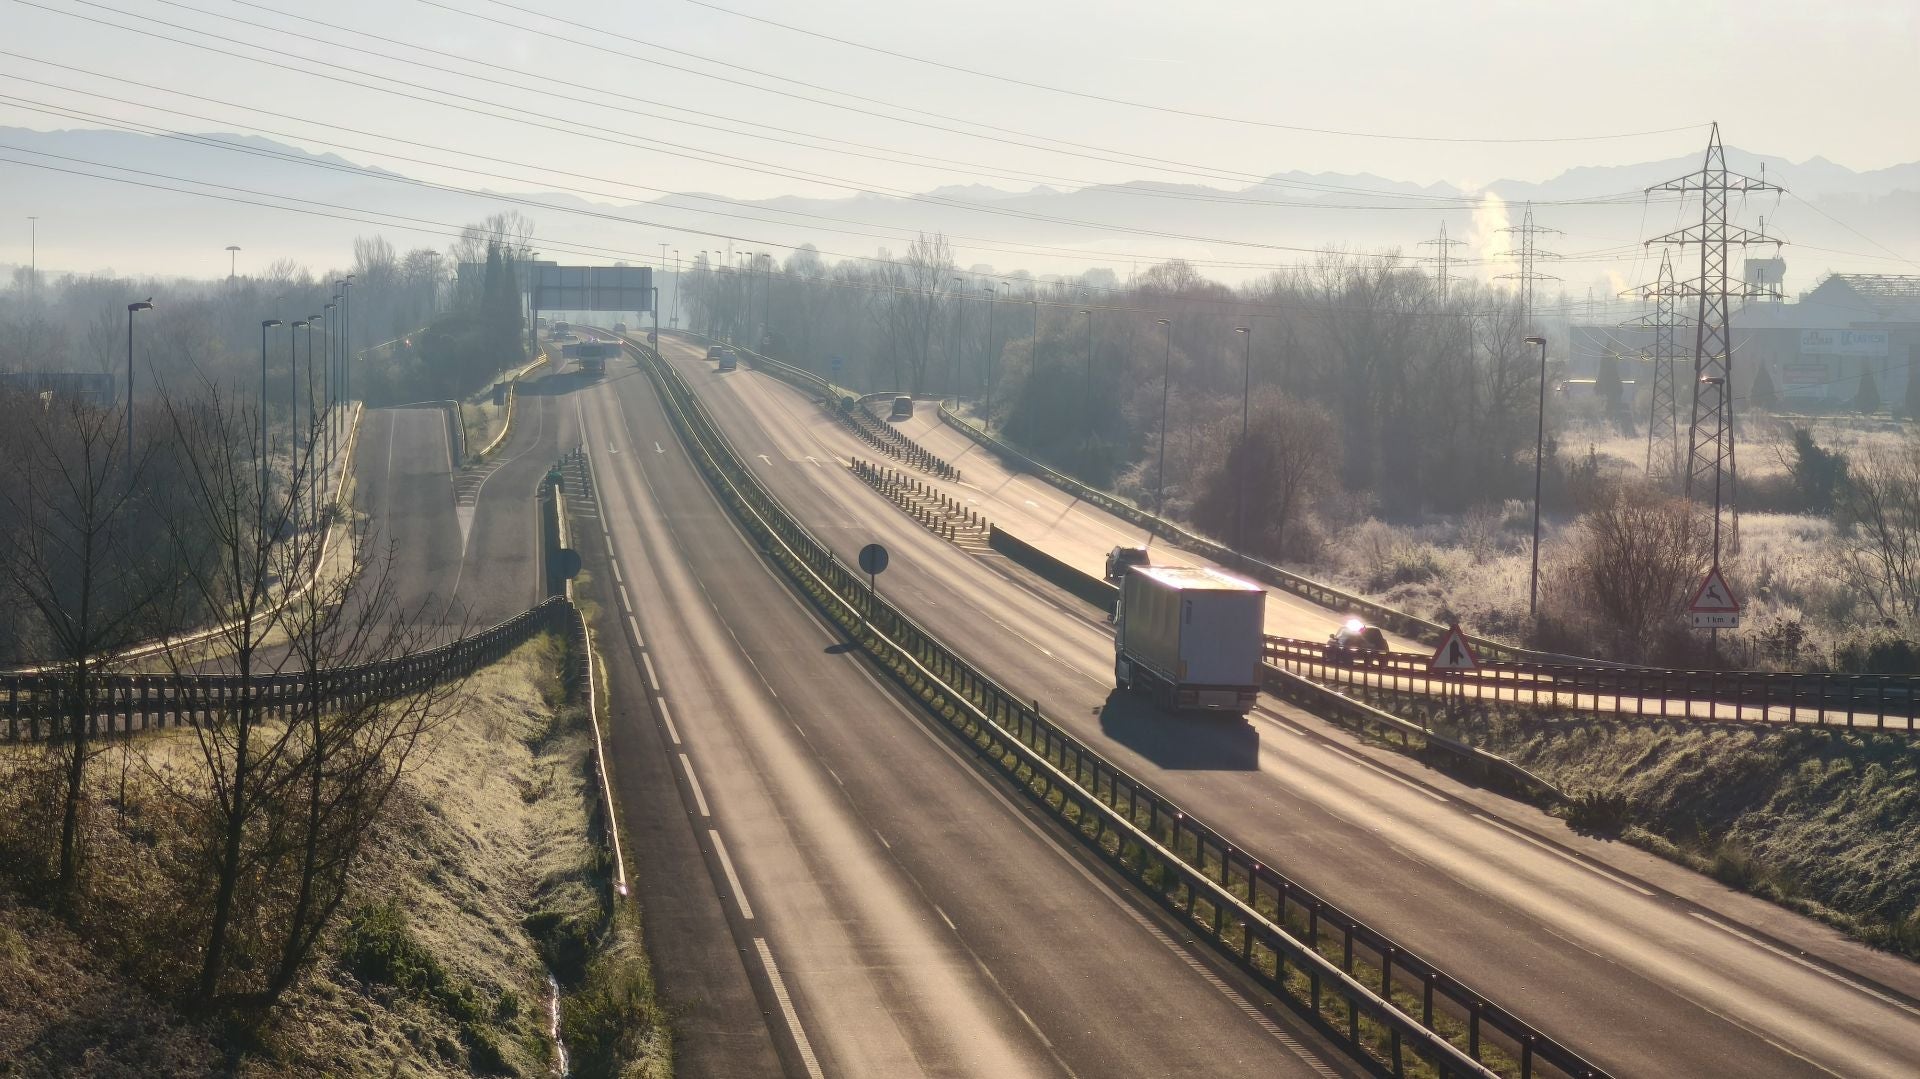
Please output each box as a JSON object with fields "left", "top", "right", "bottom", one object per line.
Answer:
{"left": 462, "top": 396, "right": 506, "bottom": 463}
{"left": 1362, "top": 692, "right": 1920, "bottom": 957}
{"left": 0, "top": 632, "right": 668, "bottom": 1077}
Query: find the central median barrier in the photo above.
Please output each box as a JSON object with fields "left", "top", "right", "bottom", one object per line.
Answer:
{"left": 628, "top": 335, "right": 1605, "bottom": 1079}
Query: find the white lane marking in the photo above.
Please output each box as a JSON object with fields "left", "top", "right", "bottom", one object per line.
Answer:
{"left": 1687, "top": 912, "right": 1920, "bottom": 1016}
{"left": 642, "top": 653, "right": 659, "bottom": 691}
{"left": 1333, "top": 746, "right": 1448, "bottom": 803}
{"left": 610, "top": 558, "right": 623, "bottom": 583}
{"left": 753, "top": 938, "right": 825, "bottom": 1079}
{"left": 1471, "top": 813, "right": 1656, "bottom": 897}
{"left": 935, "top": 905, "right": 957, "bottom": 932}
{"left": 826, "top": 766, "right": 844, "bottom": 787}
{"left": 679, "top": 754, "right": 711, "bottom": 817}
{"left": 619, "top": 584, "right": 634, "bottom": 613}
{"left": 711, "top": 829, "right": 753, "bottom": 920}
{"left": 873, "top": 829, "right": 891, "bottom": 850}
{"left": 654, "top": 441, "right": 663, "bottom": 454}
{"left": 657, "top": 699, "right": 681, "bottom": 745}
{"left": 626, "top": 615, "right": 644, "bottom": 647}
{"left": 757, "top": 453, "right": 772, "bottom": 464}
{"left": 805, "top": 455, "right": 820, "bottom": 466}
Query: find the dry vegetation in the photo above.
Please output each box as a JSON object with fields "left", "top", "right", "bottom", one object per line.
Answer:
{"left": 0, "top": 634, "right": 667, "bottom": 1078}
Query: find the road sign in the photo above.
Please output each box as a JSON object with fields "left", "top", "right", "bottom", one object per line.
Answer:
{"left": 1689, "top": 566, "right": 1741, "bottom": 629}
{"left": 1429, "top": 623, "right": 1480, "bottom": 672}
{"left": 858, "top": 542, "right": 889, "bottom": 577}
{"left": 830, "top": 355, "right": 846, "bottom": 378}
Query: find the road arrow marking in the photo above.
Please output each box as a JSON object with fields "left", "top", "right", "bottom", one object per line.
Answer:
{"left": 654, "top": 441, "right": 663, "bottom": 454}
{"left": 757, "top": 454, "right": 772, "bottom": 465}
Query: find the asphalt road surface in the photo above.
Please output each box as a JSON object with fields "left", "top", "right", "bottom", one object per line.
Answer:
{"left": 573, "top": 358, "right": 1360, "bottom": 1078}
{"left": 649, "top": 332, "right": 1920, "bottom": 1078}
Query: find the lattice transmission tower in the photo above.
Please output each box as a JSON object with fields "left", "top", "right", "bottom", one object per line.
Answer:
{"left": 1645, "top": 122, "right": 1784, "bottom": 555}
{"left": 1420, "top": 222, "right": 1467, "bottom": 305}
{"left": 1620, "top": 251, "right": 1691, "bottom": 482}
{"left": 1496, "top": 203, "right": 1561, "bottom": 331}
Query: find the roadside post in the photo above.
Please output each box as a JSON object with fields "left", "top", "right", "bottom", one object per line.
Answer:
{"left": 1689, "top": 566, "right": 1741, "bottom": 666}
{"left": 1428, "top": 623, "right": 1481, "bottom": 730}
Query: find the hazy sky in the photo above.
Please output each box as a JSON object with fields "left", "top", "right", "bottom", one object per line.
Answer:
{"left": 2, "top": 0, "right": 1917, "bottom": 276}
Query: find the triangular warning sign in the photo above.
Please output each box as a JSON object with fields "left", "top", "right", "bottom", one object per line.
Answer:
{"left": 1429, "top": 624, "right": 1481, "bottom": 672}
{"left": 1688, "top": 567, "right": 1741, "bottom": 614}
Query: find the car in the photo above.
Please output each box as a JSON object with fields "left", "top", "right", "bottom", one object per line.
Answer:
{"left": 613, "top": 322, "right": 627, "bottom": 333}
{"left": 889, "top": 395, "right": 914, "bottom": 420}
{"left": 1324, "top": 619, "right": 1389, "bottom": 664}
{"left": 706, "top": 344, "right": 725, "bottom": 360}
{"left": 1104, "top": 545, "right": 1150, "bottom": 583}
{"left": 716, "top": 348, "right": 738, "bottom": 371}
{"left": 551, "top": 321, "right": 569, "bottom": 335}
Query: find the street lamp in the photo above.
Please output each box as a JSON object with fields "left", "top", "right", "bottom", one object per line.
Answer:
{"left": 1081, "top": 309, "right": 1094, "bottom": 435}
{"left": 1234, "top": 326, "right": 1251, "bottom": 551}
{"left": 949, "top": 276, "right": 964, "bottom": 398}
{"left": 305, "top": 315, "right": 322, "bottom": 523}
{"left": 983, "top": 285, "right": 996, "bottom": 430}
{"left": 1155, "top": 318, "right": 1172, "bottom": 515}
{"left": 260, "top": 319, "right": 283, "bottom": 511}
{"left": 125, "top": 299, "right": 153, "bottom": 481}
{"left": 324, "top": 300, "right": 338, "bottom": 465}
{"left": 670, "top": 249, "right": 681, "bottom": 329}
{"left": 290, "top": 321, "right": 307, "bottom": 516}
{"left": 1525, "top": 334, "right": 1549, "bottom": 620}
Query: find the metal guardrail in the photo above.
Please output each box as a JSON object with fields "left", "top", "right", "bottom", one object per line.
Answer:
{"left": 934, "top": 406, "right": 1621, "bottom": 669}
{"left": 1265, "top": 638, "right": 1920, "bottom": 731}
{"left": 631, "top": 334, "right": 1604, "bottom": 1079}
{"left": 3, "top": 599, "right": 573, "bottom": 741}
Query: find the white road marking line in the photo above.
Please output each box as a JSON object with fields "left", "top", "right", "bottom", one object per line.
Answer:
{"left": 1338, "top": 749, "right": 1447, "bottom": 803}
{"left": 610, "top": 559, "right": 623, "bottom": 583}
{"left": 619, "top": 584, "right": 634, "bottom": 613}
{"left": 657, "top": 699, "right": 681, "bottom": 745}
{"left": 711, "top": 830, "right": 753, "bottom": 920}
{"left": 626, "top": 615, "right": 644, "bottom": 647}
{"left": 642, "top": 653, "right": 659, "bottom": 691}
{"left": 1472, "top": 813, "right": 1656, "bottom": 897}
{"left": 873, "top": 829, "right": 891, "bottom": 850}
{"left": 679, "top": 754, "right": 711, "bottom": 817}
{"left": 754, "top": 938, "right": 825, "bottom": 1079}
{"left": 826, "top": 766, "right": 844, "bottom": 787}
{"left": 654, "top": 441, "right": 663, "bottom": 454}
{"left": 934, "top": 905, "right": 957, "bottom": 932}
{"left": 1687, "top": 912, "right": 1920, "bottom": 1016}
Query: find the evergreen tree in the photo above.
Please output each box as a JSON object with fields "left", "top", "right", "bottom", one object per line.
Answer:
{"left": 1854, "top": 366, "right": 1882, "bottom": 414}
{"left": 1749, "top": 362, "right": 1778, "bottom": 412}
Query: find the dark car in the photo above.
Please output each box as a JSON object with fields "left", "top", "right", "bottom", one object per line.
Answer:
{"left": 889, "top": 395, "right": 914, "bottom": 420}
{"left": 1104, "top": 545, "right": 1150, "bottom": 583}
{"left": 1324, "top": 620, "right": 1390, "bottom": 664}
{"left": 613, "top": 322, "right": 627, "bottom": 333}
{"left": 706, "top": 344, "right": 725, "bottom": 360}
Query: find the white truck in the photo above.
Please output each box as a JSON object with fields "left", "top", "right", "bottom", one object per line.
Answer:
{"left": 1113, "top": 565, "right": 1266, "bottom": 715}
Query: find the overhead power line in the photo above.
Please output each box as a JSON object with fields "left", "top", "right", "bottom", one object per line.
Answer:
{"left": 681, "top": 0, "right": 1710, "bottom": 145}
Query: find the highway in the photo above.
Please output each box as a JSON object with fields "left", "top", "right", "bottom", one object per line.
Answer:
{"left": 572, "top": 359, "right": 1359, "bottom": 1078}
{"left": 647, "top": 331, "right": 1920, "bottom": 1078}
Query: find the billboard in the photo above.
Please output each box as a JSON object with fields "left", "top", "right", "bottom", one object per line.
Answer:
{"left": 534, "top": 265, "right": 652, "bottom": 313}
{"left": 1800, "top": 330, "right": 1888, "bottom": 357}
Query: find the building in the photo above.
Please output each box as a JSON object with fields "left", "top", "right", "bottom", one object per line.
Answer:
{"left": 1571, "top": 265, "right": 1920, "bottom": 415}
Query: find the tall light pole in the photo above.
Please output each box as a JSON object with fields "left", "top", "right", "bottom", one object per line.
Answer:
{"left": 325, "top": 297, "right": 339, "bottom": 466}
{"left": 289, "top": 321, "right": 307, "bottom": 521}
{"left": 670, "top": 249, "right": 681, "bottom": 329}
{"left": 760, "top": 254, "right": 773, "bottom": 353}
{"left": 740, "top": 252, "right": 753, "bottom": 344}
{"left": 1081, "top": 309, "right": 1094, "bottom": 435}
{"left": 225, "top": 244, "right": 241, "bottom": 281}
{"left": 126, "top": 299, "right": 153, "bottom": 482}
{"left": 27, "top": 216, "right": 37, "bottom": 301}
{"left": 1155, "top": 317, "right": 1172, "bottom": 515}
{"left": 260, "top": 319, "right": 283, "bottom": 512}
{"left": 947, "top": 277, "right": 964, "bottom": 398}
{"left": 1526, "top": 335, "right": 1549, "bottom": 620}
{"left": 1234, "top": 326, "right": 1251, "bottom": 551}
{"left": 983, "top": 285, "right": 997, "bottom": 430}
{"left": 338, "top": 275, "right": 354, "bottom": 427}
{"left": 305, "top": 315, "right": 321, "bottom": 524}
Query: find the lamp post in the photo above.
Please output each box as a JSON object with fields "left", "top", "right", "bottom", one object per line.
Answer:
{"left": 289, "top": 321, "right": 307, "bottom": 522}
{"left": 670, "top": 249, "right": 681, "bottom": 329}
{"left": 324, "top": 300, "right": 338, "bottom": 465}
{"left": 740, "top": 252, "right": 753, "bottom": 344}
{"left": 983, "top": 286, "right": 997, "bottom": 429}
{"left": 1155, "top": 317, "right": 1172, "bottom": 515}
{"left": 305, "top": 315, "right": 321, "bottom": 523}
{"left": 125, "top": 300, "right": 153, "bottom": 482}
{"left": 948, "top": 276, "right": 964, "bottom": 398}
{"left": 1081, "top": 310, "right": 1094, "bottom": 432}
{"left": 1525, "top": 334, "right": 1549, "bottom": 620}
{"left": 1234, "top": 326, "right": 1251, "bottom": 550}
{"left": 260, "top": 319, "right": 283, "bottom": 511}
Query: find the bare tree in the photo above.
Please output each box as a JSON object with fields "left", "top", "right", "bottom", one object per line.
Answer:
{"left": 1548, "top": 485, "right": 1707, "bottom": 661}
{"left": 0, "top": 395, "right": 168, "bottom": 898}
{"left": 1837, "top": 440, "right": 1920, "bottom": 624}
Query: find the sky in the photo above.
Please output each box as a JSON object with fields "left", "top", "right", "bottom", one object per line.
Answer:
{"left": 2, "top": 0, "right": 1917, "bottom": 277}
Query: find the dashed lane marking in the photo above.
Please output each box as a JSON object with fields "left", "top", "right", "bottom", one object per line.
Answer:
{"left": 642, "top": 653, "right": 659, "bottom": 691}
{"left": 658, "top": 699, "right": 681, "bottom": 745}
{"left": 1471, "top": 813, "right": 1656, "bottom": 897}
{"left": 711, "top": 829, "right": 754, "bottom": 920}
{"left": 1687, "top": 911, "right": 1920, "bottom": 1017}
{"left": 679, "top": 754, "right": 711, "bottom": 817}
{"left": 627, "top": 615, "right": 644, "bottom": 648}
{"left": 754, "top": 938, "right": 825, "bottom": 1079}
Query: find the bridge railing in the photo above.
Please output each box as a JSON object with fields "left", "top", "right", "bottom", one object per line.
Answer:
{"left": 633, "top": 334, "right": 1605, "bottom": 1079}
{"left": 3, "top": 599, "right": 573, "bottom": 741}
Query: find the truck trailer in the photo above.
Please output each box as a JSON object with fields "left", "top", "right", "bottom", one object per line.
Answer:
{"left": 1113, "top": 565, "right": 1265, "bottom": 715}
